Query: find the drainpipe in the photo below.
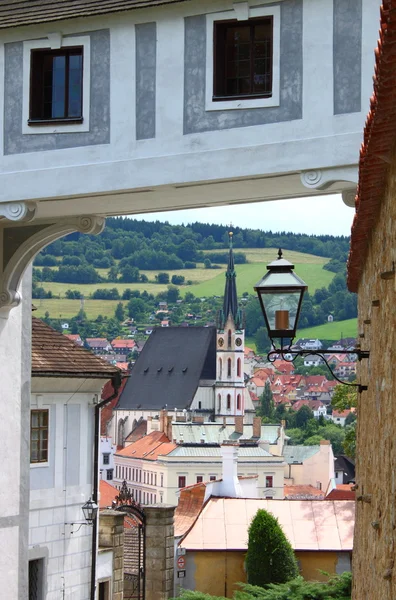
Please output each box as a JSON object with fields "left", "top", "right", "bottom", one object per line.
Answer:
{"left": 90, "top": 373, "right": 122, "bottom": 600}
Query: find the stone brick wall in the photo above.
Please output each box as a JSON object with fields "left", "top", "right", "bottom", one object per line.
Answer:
{"left": 352, "top": 157, "right": 396, "bottom": 599}
{"left": 145, "top": 505, "right": 175, "bottom": 600}
{"left": 99, "top": 510, "right": 125, "bottom": 600}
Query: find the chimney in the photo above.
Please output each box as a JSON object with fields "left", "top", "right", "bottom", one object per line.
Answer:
{"left": 320, "top": 439, "right": 330, "bottom": 445}
{"left": 235, "top": 416, "right": 244, "bottom": 435}
{"left": 147, "top": 416, "right": 152, "bottom": 434}
{"left": 253, "top": 416, "right": 261, "bottom": 438}
{"left": 223, "top": 416, "right": 227, "bottom": 427}
{"left": 159, "top": 409, "right": 167, "bottom": 433}
{"left": 166, "top": 416, "right": 172, "bottom": 441}
{"left": 220, "top": 441, "right": 242, "bottom": 498}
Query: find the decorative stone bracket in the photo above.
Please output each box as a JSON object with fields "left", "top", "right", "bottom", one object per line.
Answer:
{"left": 300, "top": 167, "right": 358, "bottom": 207}
{"left": 0, "top": 215, "right": 105, "bottom": 313}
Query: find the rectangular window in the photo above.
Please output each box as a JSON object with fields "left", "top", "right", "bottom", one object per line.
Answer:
{"left": 103, "top": 453, "right": 110, "bottom": 465}
{"left": 29, "top": 47, "right": 83, "bottom": 123}
{"left": 106, "top": 469, "right": 113, "bottom": 481}
{"left": 178, "top": 476, "right": 186, "bottom": 489}
{"left": 213, "top": 18, "right": 273, "bottom": 101}
{"left": 98, "top": 580, "right": 111, "bottom": 600}
{"left": 210, "top": 475, "right": 216, "bottom": 481}
{"left": 196, "top": 476, "right": 203, "bottom": 484}
{"left": 265, "top": 475, "right": 273, "bottom": 488}
{"left": 160, "top": 474, "right": 164, "bottom": 487}
{"left": 30, "top": 410, "right": 49, "bottom": 463}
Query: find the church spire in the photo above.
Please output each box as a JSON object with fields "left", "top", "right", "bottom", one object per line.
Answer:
{"left": 218, "top": 231, "right": 243, "bottom": 329}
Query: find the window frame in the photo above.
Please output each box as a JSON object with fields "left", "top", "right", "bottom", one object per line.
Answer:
{"left": 106, "top": 469, "right": 113, "bottom": 481}
{"left": 213, "top": 17, "right": 273, "bottom": 102}
{"left": 265, "top": 475, "right": 274, "bottom": 488}
{"left": 103, "top": 453, "right": 110, "bottom": 465}
{"left": 29, "top": 46, "right": 84, "bottom": 125}
{"left": 22, "top": 35, "right": 91, "bottom": 135}
{"left": 205, "top": 6, "right": 280, "bottom": 112}
{"left": 30, "top": 409, "right": 49, "bottom": 465}
{"left": 178, "top": 475, "right": 187, "bottom": 489}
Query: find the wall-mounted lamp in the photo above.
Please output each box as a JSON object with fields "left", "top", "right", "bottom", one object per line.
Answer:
{"left": 254, "top": 249, "right": 369, "bottom": 392}
{"left": 66, "top": 498, "right": 98, "bottom": 534}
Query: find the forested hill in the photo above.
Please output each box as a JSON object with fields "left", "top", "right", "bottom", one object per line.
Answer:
{"left": 39, "top": 217, "right": 350, "bottom": 267}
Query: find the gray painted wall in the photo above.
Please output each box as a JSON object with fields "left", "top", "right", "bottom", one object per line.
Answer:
{"left": 333, "top": 0, "right": 362, "bottom": 115}
{"left": 183, "top": 0, "right": 303, "bottom": 134}
{"left": 30, "top": 404, "right": 55, "bottom": 491}
{"left": 65, "top": 404, "right": 81, "bottom": 487}
{"left": 4, "top": 29, "right": 110, "bottom": 155}
{"left": 136, "top": 22, "right": 156, "bottom": 140}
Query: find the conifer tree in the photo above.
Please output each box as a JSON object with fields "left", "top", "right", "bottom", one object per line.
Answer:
{"left": 246, "top": 509, "right": 299, "bottom": 587}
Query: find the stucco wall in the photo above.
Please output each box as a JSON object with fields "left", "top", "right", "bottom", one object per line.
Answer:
{"left": 352, "top": 154, "right": 396, "bottom": 599}
{"left": 182, "top": 550, "right": 351, "bottom": 597}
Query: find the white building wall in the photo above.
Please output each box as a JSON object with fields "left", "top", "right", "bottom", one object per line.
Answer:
{"left": 29, "top": 386, "right": 102, "bottom": 600}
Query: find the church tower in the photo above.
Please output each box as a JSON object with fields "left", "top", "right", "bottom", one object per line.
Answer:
{"left": 215, "top": 232, "right": 246, "bottom": 422}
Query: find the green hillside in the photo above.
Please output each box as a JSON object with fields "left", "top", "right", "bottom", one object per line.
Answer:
{"left": 297, "top": 318, "right": 357, "bottom": 340}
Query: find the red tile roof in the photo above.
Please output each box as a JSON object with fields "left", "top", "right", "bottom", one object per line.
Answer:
{"left": 115, "top": 431, "right": 177, "bottom": 460}
{"left": 174, "top": 483, "right": 207, "bottom": 537}
{"left": 112, "top": 339, "right": 135, "bottom": 349}
{"left": 326, "top": 484, "right": 355, "bottom": 501}
{"left": 284, "top": 485, "right": 325, "bottom": 500}
{"left": 99, "top": 480, "right": 118, "bottom": 509}
{"left": 32, "top": 318, "right": 120, "bottom": 379}
{"left": 348, "top": 1, "right": 396, "bottom": 291}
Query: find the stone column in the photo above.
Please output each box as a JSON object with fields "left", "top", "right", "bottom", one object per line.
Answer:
{"left": 99, "top": 510, "right": 126, "bottom": 600}
{"left": 145, "top": 505, "right": 176, "bottom": 600}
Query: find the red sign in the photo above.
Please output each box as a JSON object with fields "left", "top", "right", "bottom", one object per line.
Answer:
{"left": 177, "top": 556, "right": 186, "bottom": 569}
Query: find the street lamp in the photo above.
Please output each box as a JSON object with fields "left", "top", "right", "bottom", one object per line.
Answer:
{"left": 66, "top": 498, "right": 98, "bottom": 533}
{"left": 254, "top": 249, "right": 307, "bottom": 345}
{"left": 254, "top": 249, "right": 369, "bottom": 392}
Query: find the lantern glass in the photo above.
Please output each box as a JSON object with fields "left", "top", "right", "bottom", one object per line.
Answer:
{"left": 82, "top": 499, "right": 98, "bottom": 524}
{"left": 254, "top": 251, "right": 307, "bottom": 341}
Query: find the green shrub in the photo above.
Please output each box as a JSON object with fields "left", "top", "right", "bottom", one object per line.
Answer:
{"left": 246, "top": 509, "right": 298, "bottom": 587}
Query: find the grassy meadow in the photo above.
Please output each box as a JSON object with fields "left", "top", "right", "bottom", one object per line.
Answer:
{"left": 36, "top": 248, "right": 335, "bottom": 320}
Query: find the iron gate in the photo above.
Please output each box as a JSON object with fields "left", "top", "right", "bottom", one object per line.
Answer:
{"left": 114, "top": 481, "right": 145, "bottom": 600}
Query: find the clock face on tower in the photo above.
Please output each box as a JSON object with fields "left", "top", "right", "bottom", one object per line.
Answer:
{"left": 218, "top": 337, "right": 224, "bottom": 347}
{"left": 235, "top": 337, "right": 242, "bottom": 347}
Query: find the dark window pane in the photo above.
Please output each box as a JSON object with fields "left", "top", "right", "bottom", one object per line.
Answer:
{"left": 238, "top": 59, "right": 250, "bottom": 78}
{"left": 68, "top": 54, "right": 83, "bottom": 118}
{"left": 51, "top": 55, "right": 66, "bottom": 118}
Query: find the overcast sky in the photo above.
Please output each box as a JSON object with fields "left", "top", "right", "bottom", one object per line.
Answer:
{"left": 132, "top": 194, "right": 354, "bottom": 237}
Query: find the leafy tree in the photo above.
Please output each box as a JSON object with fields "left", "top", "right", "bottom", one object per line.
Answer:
{"left": 114, "top": 302, "right": 125, "bottom": 322}
{"left": 255, "top": 327, "right": 270, "bottom": 355}
{"left": 204, "top": 258, "right": 212, "bottom": 269}
{"left": 156, "top": 272, "right": 170, "bottom": 284}
{"left": 166, "top": 285, "right": 180, "bottom": 304}
{"left": 119, "top": 265, "right": 140, "bottom": 283}
{"left": 246, "top": 509, "right": 298, "bottom": 587}
{"left": 171, "top": 274, "right": 185, "bottom": 285}
{"left": 331, "top": 385, "right": 357, "bottom": 411}
{"left": 127, "top": 298, "right": 147, "bottom": 321}
{"left": 65, "top": 289, "right": 82, "bottom": 299}
{"left": 295, "top": 405, "right": 314, "bottom": 428}
{"left": 343, "top": 422, "right": 356, "bottom": 459}
{"left": 258, "top": 381, "right": 274, "bottom": 419}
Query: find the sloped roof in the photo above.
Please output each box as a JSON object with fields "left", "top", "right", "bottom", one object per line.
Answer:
{"left": 174, "top": 483, "right": 207, "bottom": 537}
{"left": 180, "top": 498, "right": 355, "bottom": 551}
{"left": 326, "top": 485, "right": 355, "bottom": 501}
{"left": 348, "top": 0, "right": 396, "bottom": 291}
{"left": 0, "top": 0, "right": 192, "bottom": 30}
{"left": 284, "top": 485, "right": 325, "bottom": 500}
{"left": 99, "top": 480, "right": 118, "bottom": 509}
{"left": 115, "top": 327, "right": 216, "bottom": 411}
{"left": 32, "top": 318, "right": 120, "bottom": 379}
{"left": 115, "top": 430, "right": 177, "bottom": 460}
{"left": 283, "top": 445, "right": 320, "bottom": 464}
{"left": 168, "top": 446, "right": 275, "bottom": 459}
{"left": 171, "top": 422, "right": 280, "bottom": 444}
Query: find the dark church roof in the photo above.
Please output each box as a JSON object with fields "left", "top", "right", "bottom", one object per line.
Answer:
{"left": 115, "top": 327, "right": 216, "bottom": 411}
{"left": 218, "top": 233, "right": 243, "bottom": 330}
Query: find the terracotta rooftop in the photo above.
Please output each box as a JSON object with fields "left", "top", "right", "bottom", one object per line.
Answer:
{"left": 326, "top": 485, "right": 355, "bottom": 501}
{"left": 124, "top": 419, "right": 147, "bottom": 443}
{"left": 284, "top": 485, "right": 325, "bottom": 500}
{"left": 115, "top": 430, "right": 177, "bottom": 460}
{"left": 174, "top": 483, "right": 207, "bottom": 537}
{"left": 348, "top": 1, "right": 396, "bottom": 291}
{"left": 99, "top": 480, "right": 118, "bottom": 509}
{"left": 0, "top": 0, "right": 191, "bottom": 30}
{"left": 32, "top": 318, "right": 120, "bottom": 379}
